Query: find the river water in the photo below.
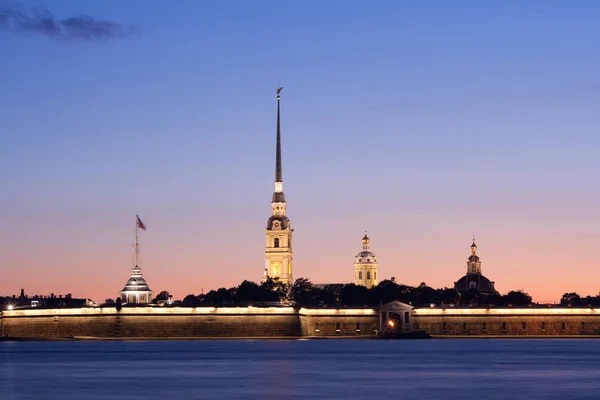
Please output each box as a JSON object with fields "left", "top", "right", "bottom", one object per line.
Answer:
{"left": 1, "top": 339, "right": 600, "bottom": 399}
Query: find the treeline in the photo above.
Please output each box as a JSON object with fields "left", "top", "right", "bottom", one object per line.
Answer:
{"left": 560, "top": 293, "right": 600, "bottom": 307}
{"left": 175, "top": 278, "right": 534, "bottom": 308}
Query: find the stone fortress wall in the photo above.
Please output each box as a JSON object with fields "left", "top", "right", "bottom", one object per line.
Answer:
{"left": 413, "top": 307, "right": 600, "bottom": 337}
{"left": 3, "top": 306, "right": 600, "bottom": 339}
{"left": 0, "top": 307, "right": 379, "bottom": 339}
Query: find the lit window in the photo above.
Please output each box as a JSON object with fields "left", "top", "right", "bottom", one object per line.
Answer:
{"left": 336, "top": 323, "right": 341, "bottom": 333}
{"left": 273, "top": 263, "right": 280, "bottom": 275}
{"left": 315, "top": 323, "right": 320, "bottom": 332}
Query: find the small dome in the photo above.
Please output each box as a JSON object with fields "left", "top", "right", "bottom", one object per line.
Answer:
{"left": 454, "top": 274, "right": 496, "bottom": 294}
{"left": 355, "top": 250, "right": 377, "bottom": 263}
{"left": 468, "top": 255, "right": 480, "bottom": 262}
{"left": 272, "top": 192, "right": 286, "bottom": 203}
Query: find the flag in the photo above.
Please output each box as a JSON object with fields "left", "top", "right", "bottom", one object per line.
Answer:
{"left": 136, "top": 215, "right": 146, "bottom": 231}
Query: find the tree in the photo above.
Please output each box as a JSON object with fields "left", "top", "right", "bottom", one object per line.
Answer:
{"left": 289, "top": 278, "right": 316, "bottom": 307}
{"left": 370, "top": 280, "right": 403, "bottom": 304}
{"left": 502, "top": 290, "right": 533, "bottom": 306}
{"left": 115, "top": 297, "right": 122, "bottom": 311}
{"left": 182, "top": 294, "right": 202, "bottom": 306}
{"left": 154, "top": 291, "right": 170, "bottom": 302}
{"left": 204, "top": 288, "right": 235, "bottom": 306}
{"left": 339, "top": 284, "right": 370, "bottom": 306}
{"left": 560, "top": 292, "right": 582, "bottom": 307}
{"left": 236, "top": 281, "right": 262, "bottom": 304}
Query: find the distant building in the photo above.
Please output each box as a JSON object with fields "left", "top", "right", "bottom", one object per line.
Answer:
{"left": 354, "top": 233, "right": 378, "bottom": 287}
{"left": 264, "top": 88, "right": 293, "bottom": 286}
{"left": 454, "top": 239, "right": 496, "bottom": 294}
{"left": 120, "top": 215, "right": 153, "bottom": 304}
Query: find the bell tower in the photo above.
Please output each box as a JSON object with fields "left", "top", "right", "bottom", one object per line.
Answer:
{"left": 467, "top": 238, "right": 482, "bottom": 275}
{"left": 264, "top": 87, "right": 293, "bottom": 286}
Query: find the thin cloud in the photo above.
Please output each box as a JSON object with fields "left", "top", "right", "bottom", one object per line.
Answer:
{"left": 0, "top": 3, "right": 136, "bottom": 40}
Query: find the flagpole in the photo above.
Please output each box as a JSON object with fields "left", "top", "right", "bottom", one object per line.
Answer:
{"left": 135, "top": 214, "right": 140, "bottom": 267}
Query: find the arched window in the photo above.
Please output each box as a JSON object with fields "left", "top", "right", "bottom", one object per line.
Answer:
{"left": 274, "top": 238, "right": 279, "bottom": 248}
{"left": 367, "top": 271, "right": 371, "bottom": 280}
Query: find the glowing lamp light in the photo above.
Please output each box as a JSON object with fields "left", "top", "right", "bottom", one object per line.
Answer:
{"left": 388, "top": 320, "right": 395, "bottom": 327}
{"left": 7, "top": 305, "right": 14, "bottom": 311}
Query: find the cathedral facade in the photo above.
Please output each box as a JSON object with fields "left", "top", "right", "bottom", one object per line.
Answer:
{"left": 264, "top": 88, "right": 293, "bottom": 286}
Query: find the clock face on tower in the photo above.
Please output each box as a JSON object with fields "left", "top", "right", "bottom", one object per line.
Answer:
{"left": 273, "top": 221, "right": 280, "bottom": 228}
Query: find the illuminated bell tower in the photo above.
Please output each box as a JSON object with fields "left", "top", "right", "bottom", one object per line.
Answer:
{"left": 264, "top": 87, "right": 293, "bottom": 286}
{"left": 354, "top": 233, "right": 378, "bottom": 287}
{"left": 467, "top": 239, "right": 482, "bottom": 275}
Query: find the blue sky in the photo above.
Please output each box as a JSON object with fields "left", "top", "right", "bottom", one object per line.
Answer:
{"left": 1, "top": 0, "right": 599, "bottom": 302}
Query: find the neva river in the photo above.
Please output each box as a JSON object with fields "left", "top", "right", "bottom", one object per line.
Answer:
{"left": 2, "top": 339, "right": 600, "bottom": 399}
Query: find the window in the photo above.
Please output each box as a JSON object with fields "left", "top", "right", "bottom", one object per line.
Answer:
{"left": 581, "top": 322, "right": 586, "bottom": 331}
{"left": 541, "top": 322, "right": 546, "bottom": 331}
{"left": 336, "top": 323, "right": 341, "bottom": 332}
{"left": 522, "top": 322, "right": 526, "bottom": 331}
{"left": 482, "top": 322, "right": 487, "bottom": 332}
{"left": 359, "top": 271, "right": 363, "bottom": 280}
{"left": 315, "top": 323, "right": 320, "bottom": 332}
{"left": 374, "top": 272, "right": 377, "bottom": 280}
{"left": 367, "top": 271, "right": 371, "bottom": 280}
{"left": 442, "top": 322, "right": 447, "bottom": 332}
{"left": 501, "top": 322, "right": 507, "bottom": 331}
{"left": 274, "top": 238, "right": 279, "bottom": 248}
{"left": 561, "top": 322, "right": 566, "bottom": 331}
{"left": 273, "top": 263, "right": 280, "bottom": 275}
{"left": 356, "top": 323, "right": 360, "bottom": 332}
{"left": 404, "top": 312, "right": 410, "bottom": 325}
{"left": 462, "top": 322, "right": 467, "bottom": 332}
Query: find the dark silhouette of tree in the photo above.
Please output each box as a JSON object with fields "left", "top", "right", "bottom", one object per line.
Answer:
{"left": 438, "top": 288, "right": 459, "bottom": 305}
{"left": 501, "top": 290, "right": 533, "bottom": 306}
{"left": 409, "top": 284, "right": 440, "bottom": 307}
{"left": 182, "top": 294, "right": 202, "bottom": 306}
{"left": 339, "top": 284, "right": 370, "bottom": 306}
{"left": 203, "top": 288, "right": 235, "bottom": 306}
{"left": 236, "top": 281, "right": 262, "bottom": 303}
{"left": 561, "top": 292, "right": 582, "bottom": 306}
{"left": 115, "top": 297, "right": 122, "bottom": 311}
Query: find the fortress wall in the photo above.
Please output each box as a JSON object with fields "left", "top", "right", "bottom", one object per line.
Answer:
{"left": 413, "top": 308, "right": 600, "bottom": 336}
{"left": 1, "top": 307, "right": 301, "bottom": 338}
{"left": 299, "top": 308, "right": 379, "bottom": 337}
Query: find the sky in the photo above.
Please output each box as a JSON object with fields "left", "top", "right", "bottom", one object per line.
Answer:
{"left": 1, "top": 0, "right": 599, "bottom": 304}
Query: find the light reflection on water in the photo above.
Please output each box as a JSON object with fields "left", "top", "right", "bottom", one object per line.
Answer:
{"left": 2, "top": 339, "right": 600, "bottom": 399}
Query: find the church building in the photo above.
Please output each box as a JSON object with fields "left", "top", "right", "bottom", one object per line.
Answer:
{"left": 454, "top": 239, "right": 496, "bottom": 294}
{"left": 354, "top": 233, "right": 378, "bottom": 287}
{"left": 264, "top": 88, "right": 293, "bottom": 286}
